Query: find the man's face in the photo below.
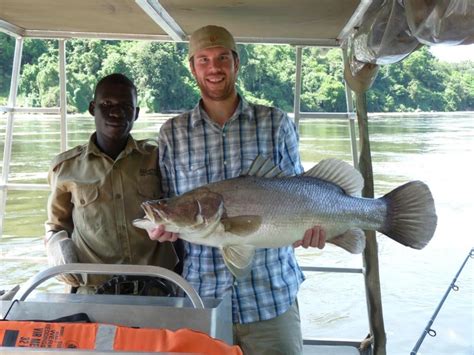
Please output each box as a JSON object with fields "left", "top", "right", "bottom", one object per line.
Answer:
{"left": 190, "top": 47, "right": 239, "bottom": 102}
{"left": 89, "top": 82, "right": 139, "bottom": 143}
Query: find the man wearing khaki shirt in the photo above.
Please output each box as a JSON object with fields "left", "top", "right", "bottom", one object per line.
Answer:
{"left": 45, "top": 73, "right": 177, "bottom": 293}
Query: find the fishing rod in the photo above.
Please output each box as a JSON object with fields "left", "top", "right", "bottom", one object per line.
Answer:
{"left": 411, "top": 247, "right": 474, "bottom": 355}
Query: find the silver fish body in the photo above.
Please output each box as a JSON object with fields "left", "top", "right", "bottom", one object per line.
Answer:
{"left": 134, "top": 157, "right": 437, "bottom": 277}
{"left": 197, "top": 175, "right": 387, "bottom": 248}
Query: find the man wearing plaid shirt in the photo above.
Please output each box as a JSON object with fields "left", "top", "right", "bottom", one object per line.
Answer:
{"left": 148, "top": 25, "right": 326, "bottom": 355}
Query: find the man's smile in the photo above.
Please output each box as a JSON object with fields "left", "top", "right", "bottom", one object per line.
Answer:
{"left": 206, "top": 75, "right": 225, "bottom": 84}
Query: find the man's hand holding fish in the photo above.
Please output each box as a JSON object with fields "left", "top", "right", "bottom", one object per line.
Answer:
{"left": 148, "top": 223, "right": 327, "bottom": 249}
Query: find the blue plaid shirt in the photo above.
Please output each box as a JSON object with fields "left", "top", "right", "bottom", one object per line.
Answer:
{"left": 158, "top": 96, "right": 305, "bottom": 324}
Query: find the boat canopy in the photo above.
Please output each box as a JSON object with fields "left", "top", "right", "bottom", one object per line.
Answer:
{"left": 1, "top": 0, "right": 472, "bottom": 93}
{"left": 1, "top": 1, "right": 471, "bottom": 45}
{"left": 0, "top": 0, "right": 364, "bottom": 45}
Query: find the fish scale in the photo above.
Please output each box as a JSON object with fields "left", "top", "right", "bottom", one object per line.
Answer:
{"left": 211, "top": 176, "right": 388, "bottom": 248}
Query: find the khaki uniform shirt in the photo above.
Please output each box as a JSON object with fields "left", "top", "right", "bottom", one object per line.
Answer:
{"left": 45, "top": 133, "right": 177, "bottom": 286}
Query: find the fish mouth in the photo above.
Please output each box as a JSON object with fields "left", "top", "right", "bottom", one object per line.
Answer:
{"left": 142, "top": 200, "right": 167, "bottom": 223}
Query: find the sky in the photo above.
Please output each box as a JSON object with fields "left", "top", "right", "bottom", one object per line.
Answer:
{"left": 429, "top": 43, "right": 474, "bottom": 63}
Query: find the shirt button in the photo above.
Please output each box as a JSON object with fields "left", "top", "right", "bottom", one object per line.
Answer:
{"left": 223, "top": 161, "right": 227, "bottom": 165}
{"left": 80, "top": 199, "right": 85, "bottom": 205}
{"left": 115, "top": 194, "right": 122, "bottom": 199}
{"left": 222, "top": 133, "right": 226, "bottom": 137}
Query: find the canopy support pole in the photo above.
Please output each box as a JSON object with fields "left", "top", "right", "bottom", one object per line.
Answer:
{"left": 0, "top": 37, "right": 23, "bottom": 238}
{"left": 342, "top": 47, "right": 359, "bottom": 170}
{"left": 355, "top": 91, "right": 387, "bottom": 354}
{"left": 58, "top": 39, "right": 68, "bottom": 151}
{"left": 293, "top": 46, "right": 303, "bottom": 129}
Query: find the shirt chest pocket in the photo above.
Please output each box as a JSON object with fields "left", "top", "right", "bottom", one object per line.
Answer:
{"left": 71, "top": 184, "right": 99, "bottom": 207}
{"left": 137, "top": 175, "right": 161, "bottom": 200}
{"left": 174, "top": 162, "right": 209, "bottom": 188}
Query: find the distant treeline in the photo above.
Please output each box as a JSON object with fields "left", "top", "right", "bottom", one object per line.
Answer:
{"left": 0, "top": 34, "right": 473, "bottom": 113}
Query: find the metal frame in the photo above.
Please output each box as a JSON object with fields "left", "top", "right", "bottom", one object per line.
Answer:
{"left": 292, "top": 47, "right": 359, "bottom": 169}
{"left": 0, "top": 107, "right": 60, "bottom": 114}
{"left": 300, "top": 265, "right": 373, "bottom": 354}
{"left": 135, "top": 0, "right": 186, "bottom": 41}
{"left": 0, "top": 37, "right": 23, "bottom": 237}
{"left": 0, "top": 19, "right": 24, "bottom": 38}
{"left": 338, "top": 0, "right": 373, "bottom": 42}
{"left": 58, "top": 39, "right": 68, "bottom": 152}
{"left": 12, "top": 263, "right": 204, "bottom": 309}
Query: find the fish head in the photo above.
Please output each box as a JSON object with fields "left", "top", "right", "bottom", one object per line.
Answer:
{"left": 141, "top": 188, "right": 225, "bottom": 239}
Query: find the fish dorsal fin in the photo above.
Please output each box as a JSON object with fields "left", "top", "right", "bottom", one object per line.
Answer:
{"left": 328, "top": 228, "right": 366, "bottom": 253}
{"left": 304, "top": 159, "right": 364, "bottom": 196}
{"left": 244, "top": 155, "right": 285, "bottom": 178}
{"left": 222, "top": 216, "right": 262, "bottom": 236}
{"left": 221, "top": 245, "right": 256, "bottom": 279}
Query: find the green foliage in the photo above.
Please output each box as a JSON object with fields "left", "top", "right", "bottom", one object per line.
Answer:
{"left": 238, "top": 44, "right": 295, "bottom": 111}
{"left": 0, "top": 33, "right": 15, "bottom": 96}
{"left": 18, "top": 41, "right": 59, "bottom": 107}
{"left": 367, "top": 46, "right": 471, "bottom": 112}
{"left": 0, "top": 36, "right": 472, "bottom": 113}
{"left": 300, "top": 48, "right": 346, "bottom": 112}
{"left": 125, "top": 42, "right": 198, "bottom": 112}
{"left": 442, "top": 62, "right": 474, "bottom": 111}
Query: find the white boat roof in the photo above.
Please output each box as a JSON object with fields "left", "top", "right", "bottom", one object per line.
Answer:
{"left": 0, "top": 0, "right": 366, "bottom": 46}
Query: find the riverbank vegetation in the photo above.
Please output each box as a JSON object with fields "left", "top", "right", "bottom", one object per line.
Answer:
{"left": 0, "top": 34, "right": 472, "bottom": 113}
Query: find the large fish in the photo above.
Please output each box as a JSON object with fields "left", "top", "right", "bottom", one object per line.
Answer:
{"left": 134, "top": 156, "right": 437, "bottom": 278}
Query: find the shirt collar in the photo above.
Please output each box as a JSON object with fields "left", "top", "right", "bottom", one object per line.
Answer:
{"left": 83, "top": 133, "right": 145, "bottom": 158}
{"left": 190, "top": 94, "right": 255, "bottom": 128}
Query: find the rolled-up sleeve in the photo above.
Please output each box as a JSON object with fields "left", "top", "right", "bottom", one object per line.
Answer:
{"left": 45, "top": 168, "right": 74, "bottom": 235}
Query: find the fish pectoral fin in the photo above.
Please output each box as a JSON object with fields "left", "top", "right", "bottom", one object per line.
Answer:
{"left": 132, "top": 218, "right": 156, "bottom": 232}
{"left": 328, "top": 228, "right": 366, "bottom": 254}
{"left": 221, "top": 216, "right": 262, "bottom": 236}
{"left": 221, "top": 245, "right": 256, "bottom": 279}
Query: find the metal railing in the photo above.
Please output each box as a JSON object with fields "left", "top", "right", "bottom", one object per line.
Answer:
{"left": 300, "top": 265, "right": 373, "bottom": 354}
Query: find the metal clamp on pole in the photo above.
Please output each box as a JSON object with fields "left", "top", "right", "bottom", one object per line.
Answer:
{"left": 12, "top": 263, "right": 204, "bottom": 309}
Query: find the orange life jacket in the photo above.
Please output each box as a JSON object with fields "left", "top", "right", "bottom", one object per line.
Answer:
{"left": 0, "top": 320, "right": 242, "bottom": 354}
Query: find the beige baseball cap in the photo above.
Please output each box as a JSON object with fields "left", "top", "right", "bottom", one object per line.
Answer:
{"left": 188, "top": 25, "right": 238, "bottom": 59}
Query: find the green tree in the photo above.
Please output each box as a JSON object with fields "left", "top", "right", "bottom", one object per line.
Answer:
{"left": 442, "top": 62, "right": 474, "bottom": 111}
{"left": 300, "top": 48, "right": 346, "bottom": 112}
{"left": 239, "top": 44, "right": 295, "bottom": 111}
{"left": 127, "top": 42, "right": 198, "bottom": 112}
{"left": 0, "top": 33, "right": 15, "bottom": 101}
{"left": 18, "top": 42, "right": 59, "bottom": 107}
{"left": 1, "top": 36, "right": 472, "bottom": 113}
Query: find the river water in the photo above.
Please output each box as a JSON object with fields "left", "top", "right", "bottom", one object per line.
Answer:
{"left": 1, "top": 112, "right": 473, "bottom": 354}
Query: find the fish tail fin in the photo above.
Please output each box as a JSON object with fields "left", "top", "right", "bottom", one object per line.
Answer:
{"left": 380, "top": 181, "right": 437, "bottom": 249}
